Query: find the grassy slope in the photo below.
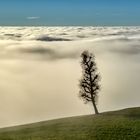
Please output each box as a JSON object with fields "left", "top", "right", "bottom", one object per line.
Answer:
{"left": 0, "top": 107, "right": 140, "bottom": 140}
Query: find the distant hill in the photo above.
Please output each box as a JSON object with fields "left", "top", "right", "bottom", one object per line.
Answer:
{"left": 0, "top": 107, "right": 140, "bottom": 140}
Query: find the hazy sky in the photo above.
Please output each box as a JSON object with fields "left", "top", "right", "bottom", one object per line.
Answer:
{"left": 0, "top": 0, "right": 140, "bottom": 26}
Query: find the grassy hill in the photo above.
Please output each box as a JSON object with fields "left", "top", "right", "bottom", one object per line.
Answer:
{"left": 0, "top": 107, "right": 140, "bottom": 140}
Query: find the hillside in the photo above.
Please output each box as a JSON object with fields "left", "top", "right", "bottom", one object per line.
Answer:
{"left": 0, "top": 107, "right": 140, "bottom": 140}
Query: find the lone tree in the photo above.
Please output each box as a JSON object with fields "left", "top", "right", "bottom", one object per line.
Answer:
{"left": 79, "top": 50, "right": 101, "bottom": 114}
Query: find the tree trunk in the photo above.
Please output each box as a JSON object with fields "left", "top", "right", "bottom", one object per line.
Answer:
{"left": 88, "top": 65, "right": 99, "bottom": 115}
{"left": 91, "top": 97, "right": 99, "bottom": 114}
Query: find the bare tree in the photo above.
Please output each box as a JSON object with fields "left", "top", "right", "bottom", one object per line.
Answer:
{"left": 79, "top": 50, "right": 101, "bottom": 114}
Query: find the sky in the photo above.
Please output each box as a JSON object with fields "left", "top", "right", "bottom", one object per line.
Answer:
{"left": 0, "top": 0, "right": 140, "bottom": 26}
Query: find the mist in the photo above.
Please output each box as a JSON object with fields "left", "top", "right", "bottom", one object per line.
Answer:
{"left": 0, "top": 26, "right": 140, "bottom": 127}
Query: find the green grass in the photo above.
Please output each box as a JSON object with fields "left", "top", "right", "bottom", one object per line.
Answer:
{"left": 0, "top": 107, "right": 140, "bottom": 140}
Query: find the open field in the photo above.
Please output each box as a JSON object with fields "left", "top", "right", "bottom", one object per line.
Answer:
{"left": 0, "top": 107, "right": 139, "bottom": 140}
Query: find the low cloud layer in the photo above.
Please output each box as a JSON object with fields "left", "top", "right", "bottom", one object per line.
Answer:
{"left": 36, "top": 35, "right": 72, "bottom": 42}
{"left": 0, "top": 27, "right": 140, "bottom": 127}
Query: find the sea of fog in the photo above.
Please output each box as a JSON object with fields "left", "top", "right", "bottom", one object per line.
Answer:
{"left": 0, "top": 26, "right": 140, "bottom": 127}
